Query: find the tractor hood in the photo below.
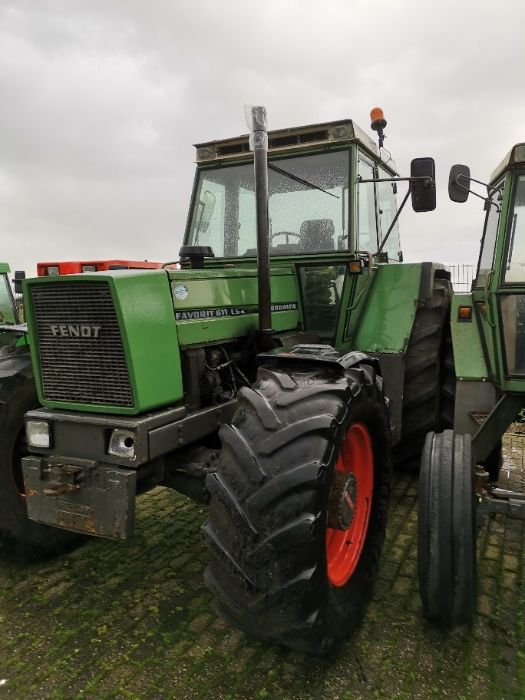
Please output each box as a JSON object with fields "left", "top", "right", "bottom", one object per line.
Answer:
{"left": 23, "top": 267, "right": 300, "bottom": 415}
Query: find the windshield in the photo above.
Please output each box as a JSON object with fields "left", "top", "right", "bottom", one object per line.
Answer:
{"left": 186, "top": 151, "right": 350, "bottom": 257}
{"left": 504, "top": 174, "right": 525, "bottom": 283}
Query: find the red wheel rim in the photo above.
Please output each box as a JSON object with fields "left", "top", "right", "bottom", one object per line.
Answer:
{"left": 326, "top": 422, "right": 374, "bottom": 587}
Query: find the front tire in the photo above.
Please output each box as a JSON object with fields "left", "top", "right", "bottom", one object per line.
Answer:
{"left": 418, "top": 430, "right": 476, "bottom": 626}
{"left": 203, "top": 361, "right": 391, "bottom": 654}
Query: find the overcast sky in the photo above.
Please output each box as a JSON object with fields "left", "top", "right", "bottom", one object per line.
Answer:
{"left": 1, "top": 0, "right": 524, "bottom": 276}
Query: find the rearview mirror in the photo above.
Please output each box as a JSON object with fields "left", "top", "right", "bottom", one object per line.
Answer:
{"left": 410, "top": 158, "right": 436, "bottom": 212}
{"left": 448, "top": 164, "right": 471, "bottom": 203}
{"left": 13, "top": 270, "right": 25, "bottom": 295}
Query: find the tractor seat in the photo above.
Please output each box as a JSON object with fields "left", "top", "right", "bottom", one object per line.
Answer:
{"left": 299, "top": 219, "right": 335, "bottom": 252}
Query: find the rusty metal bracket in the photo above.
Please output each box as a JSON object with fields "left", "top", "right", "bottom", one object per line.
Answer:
{"left": 22, "top": 456, "right": 137, "bottom": 539}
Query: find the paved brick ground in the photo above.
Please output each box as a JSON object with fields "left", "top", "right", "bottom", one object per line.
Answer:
{"left": 1, "top": 434, "right": 525, "bottom": 699}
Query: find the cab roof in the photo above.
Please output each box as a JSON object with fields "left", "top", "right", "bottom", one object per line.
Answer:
{"left": 194, "top": 118, "right": 388, "bottom": 167}
{"left": 490, "top": 143, "right": 525, "bottom": 184}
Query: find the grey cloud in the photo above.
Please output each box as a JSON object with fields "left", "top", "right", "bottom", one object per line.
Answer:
{"left": 1, "top": 0, "right": 524, "bottom": 274}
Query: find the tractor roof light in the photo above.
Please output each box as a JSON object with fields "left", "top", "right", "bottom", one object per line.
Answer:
{"left": 370, "top": 107, "right": 387, "bottom": 131}
{"left": 370, "top": 107, "right": 387, "bottom": 149}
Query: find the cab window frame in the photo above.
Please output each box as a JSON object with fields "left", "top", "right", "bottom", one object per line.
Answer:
{"left": 473, "top": 177, "right": 504, "bottom": 289}
{"left": 356, "top": 154, "right": 379, "bottom": 252}
{"left": 502, "top": 172, "right": 525, "bottom": 286}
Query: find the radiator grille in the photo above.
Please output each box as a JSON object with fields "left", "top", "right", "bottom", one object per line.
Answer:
{"left": 30, "top": 281, "right": 133, "bottom": 407}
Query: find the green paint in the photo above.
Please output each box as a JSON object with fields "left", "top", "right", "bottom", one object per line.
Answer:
{"left": 450, "top": 294, "right": 489, "bottom": 381}
{"left": 352, "top": 264, "right": 422, "bottom": 353}
{"left": 25, "top": 270, "right": 183, "bottom": 415}
{"left": 176, "top": 311, "right": 298, "bottom": 346}
{"left": 0, "top": 263, "right": 10, "bottom": 274}
{"left": 171, "top": 267, "right": 300, "bottom": 345}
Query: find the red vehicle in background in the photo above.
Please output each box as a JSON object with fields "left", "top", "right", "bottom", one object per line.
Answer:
{"left": 37, "top": 259, "right": 164, "bottom": 276}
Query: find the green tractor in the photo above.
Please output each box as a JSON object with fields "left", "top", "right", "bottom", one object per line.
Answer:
{"left": 17, "top": 107, "right": 452, "bottom": 653}
{"left": 418, "top": 144, "right": 525, "bottom": 628}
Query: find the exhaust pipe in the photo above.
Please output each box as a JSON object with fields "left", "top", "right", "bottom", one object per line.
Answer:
{"left": 245, "top": 105, "right": 273, "bottom": 343}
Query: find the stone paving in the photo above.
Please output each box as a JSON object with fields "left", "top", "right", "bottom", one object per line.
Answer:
{"left": 0, "top": 434, "right": 524, "bottom": 699}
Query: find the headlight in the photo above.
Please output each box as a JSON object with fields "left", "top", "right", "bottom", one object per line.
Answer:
{"left": 26, "top": 420, "right": 51, "bottom": 448}
{"left": 108, "top": 429, "right": 136, "bottom": 459}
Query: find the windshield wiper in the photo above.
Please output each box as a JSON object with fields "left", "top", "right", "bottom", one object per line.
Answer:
{"left": 268, "top": 163, "right": 339, "bottom": 198}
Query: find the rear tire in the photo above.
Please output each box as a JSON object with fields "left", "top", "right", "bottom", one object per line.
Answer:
{"left": 395, "top": 277, "right": 453, "bottom": 469}
{"left": 204, "top": 361, "right": 391, "bottom": 654}
{"left": 0, "top": 353, "right": 82, "bottom": 560}
{"left": 418, "top": 430, "right": 476, "bottom": 626}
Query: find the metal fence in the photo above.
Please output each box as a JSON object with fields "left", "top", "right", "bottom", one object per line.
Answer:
{"left": 446, "top": 264, "right": 475, "bottom": 292}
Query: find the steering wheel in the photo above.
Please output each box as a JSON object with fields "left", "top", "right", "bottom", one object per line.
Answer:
{"left": 270, "top": 231, "right": 302, "bottom": 245}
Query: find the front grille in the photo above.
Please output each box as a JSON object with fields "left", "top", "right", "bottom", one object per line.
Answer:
{"left": 30, "top": 281, "right": 133, "bottom": 407}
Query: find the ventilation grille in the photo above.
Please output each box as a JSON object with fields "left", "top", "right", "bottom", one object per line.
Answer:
{"left": 30, "top": 281, "right": 133, "bottom": 407}
{"left": 216, "top": 129, "right": 330, "bottom": 158}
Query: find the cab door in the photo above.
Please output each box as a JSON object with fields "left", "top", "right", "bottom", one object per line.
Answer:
{"left": 496, "top": 173, "right": 525, "bottom": 387}
{"left": 471, "top": 181, "right": 505, "bottom": 381}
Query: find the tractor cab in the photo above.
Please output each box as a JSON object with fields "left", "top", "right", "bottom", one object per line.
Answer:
{"left": 450, "top": 144, "right": 525, "bottom": 391}
{"left": 184, "top": 116, "right": 436, "bottom": 345}
{"left": 187, "top": 119, "right": 403, "bottom": 263}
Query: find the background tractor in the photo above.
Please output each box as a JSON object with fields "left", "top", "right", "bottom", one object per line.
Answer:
{"left": 17, "top": 107, "right": 452, "bottom": 654}
{"left": 418, "top": 144, "right": 525, "bottom": 627}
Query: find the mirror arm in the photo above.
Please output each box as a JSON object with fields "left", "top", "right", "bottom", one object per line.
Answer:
{"left": 375, "top": 187, "right": 411, "bottom": 256}
{"left": 454, "top": 174, "right": 502, "bottom": 210}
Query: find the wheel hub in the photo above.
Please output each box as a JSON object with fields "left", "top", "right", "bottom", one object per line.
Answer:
{"left": 328, "top": 471, "right": 358, "bottom": 531}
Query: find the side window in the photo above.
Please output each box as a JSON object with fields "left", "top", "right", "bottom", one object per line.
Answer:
{"left": 357, "top": 158, "right": 378, "bottom": 251}
{"left": 0, "top": 275, "right": 16, "bottom": 324}
{"left": 475, "top": 191, "right": 502, "bottom": 288}
{"left": 377, "top": 167, "right": 401, "bottom": 261}
{"left": 189, "top": 177, "right": 226, "bottom": 256}
{"left": 299, "top": 264, "right": 347, "bottom": 339}
{"left": 504, "top": 175, "right": 525, "bottom": 283}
